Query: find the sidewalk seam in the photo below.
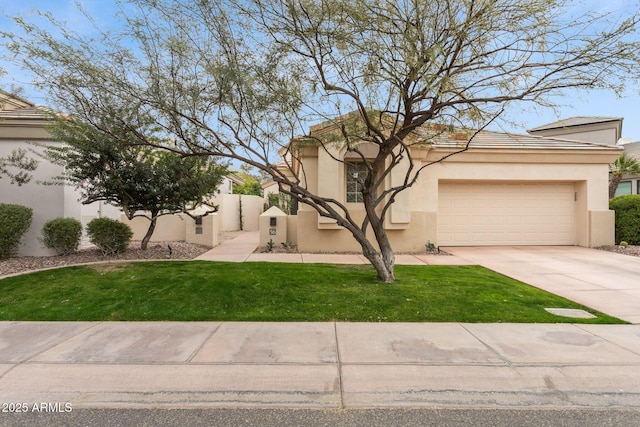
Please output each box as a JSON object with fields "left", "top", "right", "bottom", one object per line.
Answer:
{"left": 185, "top": 322, "right": 223, "bottom": 363}
{"left": 459, "top": 322, "right": 513, "bottom": 367}
{"left": 573, "top": 324, "right": 640, "bottom": 357}
{"left": 0, "top": 321, "right": 103, "bottom": 381}
{"left": 334, "top": 321, "right": 345, "bottom": 410}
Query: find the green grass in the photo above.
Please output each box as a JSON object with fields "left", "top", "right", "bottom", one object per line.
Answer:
{"left": 0, "top": 261, "right": 625, "bottom": 323}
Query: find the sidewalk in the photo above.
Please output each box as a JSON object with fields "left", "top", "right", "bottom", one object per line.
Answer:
{"left": 1, "top": 321, "right": 640, "bottom": 409}
{"left": 195, "top": 231, "right": 472, "bottom": 266}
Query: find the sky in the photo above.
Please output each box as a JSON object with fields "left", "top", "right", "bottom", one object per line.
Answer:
{"left": 1, "top": 0, "right": 639, "bottom": 141}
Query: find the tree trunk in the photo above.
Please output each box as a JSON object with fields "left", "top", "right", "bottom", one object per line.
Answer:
{"left": 609, "top": 174, "right": 622, "bottom": 199}
{"left": 362, "top": 249, "right": 395, "bottom": 282}
{"left": 358, "top": 237, "right": 395, "bottom": 282}
{"left": 361, "top": 188, "right": 396, "bottom": 282}
{"left": 141, "top": 216, "right": 158, "bottom": 250}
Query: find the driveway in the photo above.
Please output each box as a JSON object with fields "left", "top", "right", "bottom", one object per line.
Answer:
{"left": 442, "top": 246, "right": 640, "bottom": 324}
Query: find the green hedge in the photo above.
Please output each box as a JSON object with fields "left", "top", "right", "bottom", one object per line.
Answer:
{"left": 0, "top": 204, "right": 33, "bottom": 259}
{"left": 86, "top": 218, "right": 133, "bottom": 256}
{"left": 610, "top": 195, "right": 640, "bottom": 245}
{"left": 42, "top": 217, "right": 83, "bottom": 255}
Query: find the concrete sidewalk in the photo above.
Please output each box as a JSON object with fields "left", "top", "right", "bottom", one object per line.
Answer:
{"left": 195, "top": 231, "right": 472, "bottom": 266}
{"left": 1, "top": 321, "right": 640, "bottom": 409}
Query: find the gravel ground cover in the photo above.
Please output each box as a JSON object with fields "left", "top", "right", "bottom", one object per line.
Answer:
{"left": 0, "top": 241, "right": 210, "bottom": 277}
{"left": 595, "top": 245, "right": 640, "bottom": 257}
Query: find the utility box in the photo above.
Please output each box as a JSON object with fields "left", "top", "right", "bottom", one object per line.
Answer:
{"left": 259, "top": 206, "right": 288, "bottom": 247}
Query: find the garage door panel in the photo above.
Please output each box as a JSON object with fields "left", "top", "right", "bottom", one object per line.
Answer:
{"left": 438, "top": 182, "right": 575, "bottom": 246}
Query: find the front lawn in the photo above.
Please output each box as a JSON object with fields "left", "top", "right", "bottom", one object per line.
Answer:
{"left": 0, "top": 261, "right": 625, "bottom": 323}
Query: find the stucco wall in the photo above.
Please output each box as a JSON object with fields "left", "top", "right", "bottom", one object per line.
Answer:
{"left": 296, "top": 210, "right": 430, "bottom": 253}
{"left": 259, "top": 206, "right": 287, "bottom": 247}
{"left": 122, "top": 213, "right": 219, "bottom": 248}
{"left": 185, "top": 214, "right": 219, "bottom": 247}
{"left": 1, "top": 133, "right": 120, "bottom": 255}
{"left": 1, "top": 141, "right": 64, "bottom": 256}
{"left": 122, "top": 214, "right": 188, "bottom": 242}
{"left": 214, "top": 194, "right": 264, "bottom": 231}
{"left": 286, "top": 215, "right": 298, "bottom": 245}
{"left": 293, "top": 143, "right": 617, "bottom": 252}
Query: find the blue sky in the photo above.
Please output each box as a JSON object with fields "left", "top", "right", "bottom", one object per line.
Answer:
{"left": 2, "top": 0, "right": 639, "bottom": 141}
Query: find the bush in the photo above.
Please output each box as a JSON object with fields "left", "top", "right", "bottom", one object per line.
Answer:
{"left": 266, "top": 193, "right": 295, "bottom": 215}
{"left": 610, "top": 195, "right": 640, "bottom": 245}
{"left": 41, "top": 217, "right": 83, "bottom": 255}
{"left": 0, "top": 203, "right": 33, "bottom": 259}
{"left": 86, "top": 218, "right": 133, "bottom": 255}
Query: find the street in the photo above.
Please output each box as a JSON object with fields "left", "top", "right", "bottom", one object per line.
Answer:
{"left": 3, "top": 408, "right": 640, "bottom": 427}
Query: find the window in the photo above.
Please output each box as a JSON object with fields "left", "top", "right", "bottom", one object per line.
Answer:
{"left": 346, "top": 162, "right": 369, "bottom": 203}
{"left": 615, "top": 181, "right": 632, "bottom": 197}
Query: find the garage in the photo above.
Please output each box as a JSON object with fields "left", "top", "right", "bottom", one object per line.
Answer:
{"left": 438, "top": 182, "right": 576, "bottom": 246}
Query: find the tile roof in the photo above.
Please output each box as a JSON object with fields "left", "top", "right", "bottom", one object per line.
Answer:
{"left": 1, "top": 89, "right": 53, "bottom": 120}
{"left": 0, "top": 106, "right": 52, "bottom": 120}
{"left": 622, "top": 141, "right": 640, "bottom": 156}
{"left": 416, "top": 128, "right": 621, "bottom": 151}
{"left": 527, "top": 116, "right": 622, "bottom": 132}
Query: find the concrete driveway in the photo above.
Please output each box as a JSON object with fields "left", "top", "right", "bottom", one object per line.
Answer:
{"left": 442, "top": 246, "right": 640, "bottom": 324}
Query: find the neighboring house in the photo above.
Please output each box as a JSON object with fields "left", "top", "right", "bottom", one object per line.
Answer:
{"left": 217, "top": 173, "right": 244, "bottom": 195}
{"left": 611, "top": 140, "right": 640, "bottom": 197}
{"left": 261, "top": 178, "right": 279, "bottom": 201}
{"left": 527, "top": 116, "right": 623, "bottom": 145}
{"left": 527, "top": 116, "right": 640, "bottom": 198}
{"left": 261, "top": 158, "right": 298, "bottom": 214}
{"left": 0, "top": 90, "right": 120, "bottom": 256}
{"left": 267, "top": 115, "right": 621, "bottom": 252}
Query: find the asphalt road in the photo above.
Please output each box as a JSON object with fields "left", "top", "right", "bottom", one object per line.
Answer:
{"left": 2, "top": 408, "right": 640, "bottom": 427}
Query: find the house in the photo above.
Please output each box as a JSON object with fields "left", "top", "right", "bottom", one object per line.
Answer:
{"left": 217, "top": 173, "right": 244, "bottom": 195}
{"left": 265, "top": 114, "right": 621, "bottom": 252}
{"left": 611, "top": 140, "right": 640, "bottom": 196}
{"left": 527, "top": 116, "right": 623, "bottom": 145}
{"left": 526, "top": 116, "right": 640, "bottom": 198}
{"left": 0, "top": 90, "right": 120, "bottom": 256}
{"left": 1, "top": 89, "right": 265, "bottom": 254}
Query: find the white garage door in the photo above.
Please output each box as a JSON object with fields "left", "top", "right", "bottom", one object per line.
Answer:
{"left": 438, "top": 182, "right": 575, "bottom": 246}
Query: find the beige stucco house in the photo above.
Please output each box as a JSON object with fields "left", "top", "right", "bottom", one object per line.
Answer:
{"left": 0, "top": 90, "right": 121, "bottom": 256}
{"left": 267, "top": 115, "right": 622, "bottom": 252}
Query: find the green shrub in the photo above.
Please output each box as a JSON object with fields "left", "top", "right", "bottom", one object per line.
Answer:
{"left": 266, "top": 193, "right": 295, "bottom": 215}
{"left": 86, "top": 218, "right": 133, "bottom": 255}
{"left": 0, "top": 203, "right": 33, "bottom": 259}
{"left": 41, "top": 217, "right": 83, "bottom": 255}
{"left": 610, "top": 195, "right": 640, "bottom": 245}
